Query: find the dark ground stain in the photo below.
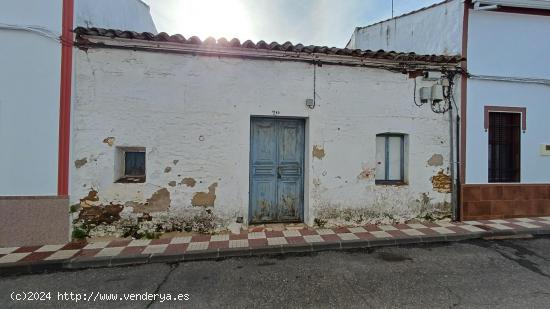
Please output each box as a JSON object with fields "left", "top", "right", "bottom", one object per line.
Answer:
{"left": 376, "top": 252, "right": 413, "bottom": 262}
{"left": 471, "top": 239, "right": 550, "bottom": 279}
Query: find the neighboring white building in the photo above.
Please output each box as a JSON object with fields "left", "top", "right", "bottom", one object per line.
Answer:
{"left": 75, "top": 0, "right": 156, "bottom": 33}
{"left": 69, "top": 28, "right": 462, "bottom": 238}
{"left": 347, "top": 0, "right": 463, "bottom": 55}
{"left": 0, "top": 0, "right": 156, "bottom": 247}
{"left": 347, "top": 0, "right": 550, "bottom": 220}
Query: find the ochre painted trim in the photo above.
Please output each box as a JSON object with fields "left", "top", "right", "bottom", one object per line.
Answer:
{"left": 57, "top": 0, "right": 74, "bottom": 196}
{"left": 484, "top": 106, "right": 527, "bottom": 131}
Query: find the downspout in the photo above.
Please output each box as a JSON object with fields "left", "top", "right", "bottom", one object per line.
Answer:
{"left": 57, "top": 0, "right": 74, "bottom": 196}
{"left": 456, "top": 112, "right": 461, "bottom": 218}
{"left": 458, "top": 0, "right": 471, "bottom": 220}
{"left": 449, "top": 100, "right": 457, "bottom": 221}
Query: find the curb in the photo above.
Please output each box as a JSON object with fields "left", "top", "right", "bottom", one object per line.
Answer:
{"left": 2, "top": 228, "right": 550, "bottom": 276}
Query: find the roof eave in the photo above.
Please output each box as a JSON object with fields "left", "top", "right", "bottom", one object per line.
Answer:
{"left": 75, "top": 34, "right": 463, "bottom": 69}
{"left": 473, "top": 0, "right": 550, "bottom": 10}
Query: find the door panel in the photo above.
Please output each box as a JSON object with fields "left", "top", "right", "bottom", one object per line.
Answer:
{"left": 277, "top": 119, "right": 304, "bottom": 222}
{"left": 251, "top": 179, "right": 277, "bottom": 222}
{"left": 253, "top": 119, "right": 278, "bottom": 163}
{"left": 277, "top": 179, "right": 300, "bottom": 220}
{"left": 250, "top": 117, "right": 304, "bottom": 223}
{"left": 250, "top": 119, "right": 278, "bottom": 222}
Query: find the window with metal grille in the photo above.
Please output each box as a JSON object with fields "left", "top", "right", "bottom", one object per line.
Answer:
{"left": 375, "top": 134, "right": 405, "bottom": 184}
{"left": 488, "top": 112, "right": 521, "bottom": 183}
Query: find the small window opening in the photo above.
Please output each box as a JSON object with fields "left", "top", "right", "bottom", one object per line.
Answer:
{"left": 375, "top": 134, "right": 406, "bottom": 185}
{"left": 116, "top": 147, "right": 146, "bottom": 183}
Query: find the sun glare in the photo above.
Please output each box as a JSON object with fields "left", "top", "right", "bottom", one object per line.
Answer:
{"left": 174, "top": 0, "right": 253, "bottom": 41}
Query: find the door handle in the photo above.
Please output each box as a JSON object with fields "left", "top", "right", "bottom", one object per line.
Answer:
{"left": 277, "top": 166, "right": 282, "bottom": 179}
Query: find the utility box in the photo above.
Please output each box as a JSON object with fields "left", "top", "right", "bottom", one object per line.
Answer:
{"left": 540, "top": 144, "right": 550, "bottom": 156}
{"left": 431, "top": 84, "right": 444, "bottom": 102}
{"left": 420, "top": 87, "right": 431, "bottom": 103}
{"left": 423, "top": 71, "right": 442, "bottom": 81}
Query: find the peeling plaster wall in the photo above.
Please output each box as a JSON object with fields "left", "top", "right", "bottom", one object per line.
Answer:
{"left": 347, "top": 0, "right": 462, "bottom": 56}
{"left": 72, "top": 48, "right": 452, "bottom": 232}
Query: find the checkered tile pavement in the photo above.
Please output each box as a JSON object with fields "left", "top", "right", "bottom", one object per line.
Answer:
{"left": 2, "top": 217, "right": 550, "bottom": 265}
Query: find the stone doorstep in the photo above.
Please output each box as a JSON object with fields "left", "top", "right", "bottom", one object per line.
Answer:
{"left": 2, "top": 217, "right": 550, "bottom": 276}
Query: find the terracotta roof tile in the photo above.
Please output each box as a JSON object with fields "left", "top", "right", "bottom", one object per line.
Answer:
{"left": 74, "top": 27, "right": 463, "bottom": 64}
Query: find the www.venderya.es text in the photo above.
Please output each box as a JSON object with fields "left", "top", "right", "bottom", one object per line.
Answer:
{"left": 10, "top": 291, "right": 190, "bottom": 303}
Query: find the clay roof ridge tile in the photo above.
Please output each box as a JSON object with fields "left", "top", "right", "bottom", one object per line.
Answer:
{"left": 74, "top": 27, "right": 462, "bottom": 64}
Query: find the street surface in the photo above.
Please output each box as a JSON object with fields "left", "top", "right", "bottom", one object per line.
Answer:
{"left": 2, "top": 237, "right": 550, "bottom": 308}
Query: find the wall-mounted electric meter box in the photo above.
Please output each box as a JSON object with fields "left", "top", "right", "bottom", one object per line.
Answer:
{"left": 540, "top": 144, "right": 550, "bottom": 156}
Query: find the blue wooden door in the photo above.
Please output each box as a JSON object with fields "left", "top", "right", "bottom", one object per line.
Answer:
{"left": 250, "top": 118, "right": 304, "bottom": 223}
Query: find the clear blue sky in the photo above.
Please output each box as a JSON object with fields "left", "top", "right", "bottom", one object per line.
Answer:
{"left": 143, "top": 0, "right": 442, "bottom": 47}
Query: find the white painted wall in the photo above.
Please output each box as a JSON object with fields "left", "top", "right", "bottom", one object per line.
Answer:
{"left": 347, "top": 0, "right": 463, "bottom": 55}
{"left": 468, "top": 10, "right": 550, "bottom": 79}
{"left": 75, "top": 0, "right": 157, "bottom": 33}
{"left": 73, "top": 47, "right": 452, "bottom": 230}
{"left": 465, "top": 10, "right": 550, "bottom": 183}
{"left": 0, "top": 0, "right": 62, "bottom": 33}
{"left": 466, "top": 79, "right": 550, "bottom": 183}
{"left": 0, "top": 0, "right": 62, "bottom": 195}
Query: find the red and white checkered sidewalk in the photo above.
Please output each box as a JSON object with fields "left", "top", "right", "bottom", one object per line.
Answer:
{"left": 1, "top": 217, "right": 550, "bottom": 266}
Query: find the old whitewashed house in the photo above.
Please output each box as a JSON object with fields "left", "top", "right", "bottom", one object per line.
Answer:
{"left": 69, "top": 28, "right": 462, "bottom": 239}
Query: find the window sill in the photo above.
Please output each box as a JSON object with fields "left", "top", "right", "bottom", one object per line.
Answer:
{"left": 375, "top": 180, "right": 407, "bottom": 186}
{"left": 116, "top": 176, "right": 146, "bottom": 183}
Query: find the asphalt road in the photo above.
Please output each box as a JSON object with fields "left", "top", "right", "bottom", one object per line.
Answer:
{"left": 2, "top": 236, "right": 550, "bottom": 308}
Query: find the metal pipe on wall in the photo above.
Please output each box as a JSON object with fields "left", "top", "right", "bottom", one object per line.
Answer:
{"left": 449, "top": 101, "right": 458, "bottom": 221}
